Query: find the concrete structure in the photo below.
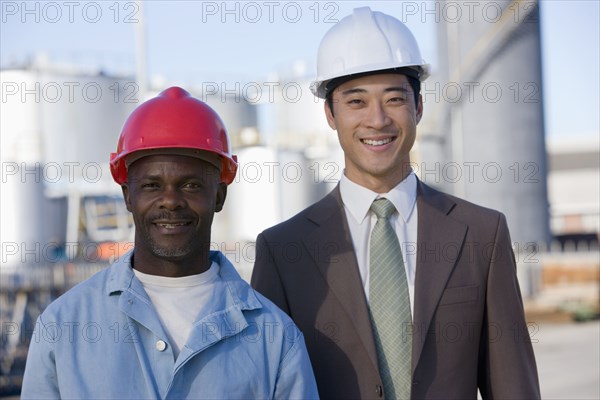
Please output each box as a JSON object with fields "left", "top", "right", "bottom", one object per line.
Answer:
{"left": 546, "top": 135, "right": 599, "bottom": 245}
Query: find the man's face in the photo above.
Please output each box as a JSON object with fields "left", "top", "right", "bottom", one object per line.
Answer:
{"left": 122, "top": 154, "right": 226, "bottom": 271}
{"left": 325, "top": 73, "right": 423, "bottom": 192}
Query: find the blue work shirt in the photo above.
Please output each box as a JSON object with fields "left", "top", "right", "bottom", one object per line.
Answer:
{"left": 21, "top": 251, "right": 319, "bottom": 399}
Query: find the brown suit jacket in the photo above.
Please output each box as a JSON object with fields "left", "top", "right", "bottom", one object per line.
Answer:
{"left": 251, "top": 181, "right": 540, "bottom": 399}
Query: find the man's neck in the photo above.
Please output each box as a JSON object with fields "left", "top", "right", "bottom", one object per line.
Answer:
{"left": 345, "top": 165, "right": 412, "bottom": 194}
{"left": 131, "top": 251, "right": 211, "bottom": 278}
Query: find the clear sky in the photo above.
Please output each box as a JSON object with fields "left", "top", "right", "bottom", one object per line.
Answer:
{"left": 1, "top": 0, "right": 598, "bottom": 138}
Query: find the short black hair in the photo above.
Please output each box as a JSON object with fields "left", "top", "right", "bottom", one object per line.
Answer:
{"left": 325, "top": 68, "right": 421, "bottom": 117}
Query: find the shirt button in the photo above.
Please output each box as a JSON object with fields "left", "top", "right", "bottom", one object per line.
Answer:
{"left": 155, "top": 340, "right": 167, "bottom": 352}
{"left": 376, "top": 384, "right": 383, "bottom": 397}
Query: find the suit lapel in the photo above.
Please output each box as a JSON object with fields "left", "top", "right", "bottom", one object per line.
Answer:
{"left": 412, "top": 181, "right": 467, "bottom": 370}
{"left": 303, "top": 186, "right": 380, "bottom": 372}
{"left": 302, "top": 182, "right": 468, "bottom": 375}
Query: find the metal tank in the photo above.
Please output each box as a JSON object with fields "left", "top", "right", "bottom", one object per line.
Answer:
{"left": 1, "top": 67, "right": 138, "bottom": 268}
{"left": 204, "top": 94, "right": 257, "bottom": 142}
{"left": 277, "top": 149, "right": 317, "bottom": 221}
{"left": 36, "top": 70, "right": 136, "bottom": 196}
{"left": 1, "top": 70, "right": 65, "bottom": 269}
{"left": 266, "top": 75, "right": 343, "bottom": 202}
{"left": 269, "top": 76, "right": 333, "bottom": 143}
{"left": 218, "top": 146, "right": 280, "bottom": 243}
{"left": 431, "top": 0, "right": 550, "bottom": 244}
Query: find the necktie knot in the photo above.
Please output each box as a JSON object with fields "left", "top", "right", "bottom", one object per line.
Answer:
{"left": 371, "top": 198, "right": 396, "bottom": 220}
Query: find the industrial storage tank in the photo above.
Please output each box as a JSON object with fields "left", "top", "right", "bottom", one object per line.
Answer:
{"left": 36, "top": 70, "right": 136, "bottom": 195}
{"left": 203, "top": 89, "right": 257, "bottom": 143}
{"left": 431, "top": 0, "right": 550, "bottom": 245}
{"left": 1, "top": 69, "right": 65, "bottom": 269}
{"left": 259, "top": 75, "right": 345, "bottom": 201}
{"left": 269, "top": 76, "right": 332, "bottom": 144}
{"left": 217, "top": 146, "right": 280, "bottom": 243}
{"left": 1, "top": 66, "right": 137, "bottom": 269}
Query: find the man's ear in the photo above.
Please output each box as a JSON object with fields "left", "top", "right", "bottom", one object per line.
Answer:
{"left": 324, "top": 100, "right": 337, "bottom": 130}
{"left": 214, "top": 183, "right": 227, "bottom": 213}
{"left": 122, "top": 184, "right": 132, "bottom": 212}
{"left": 416, "top": 94, "right": 424, "bottom": 124}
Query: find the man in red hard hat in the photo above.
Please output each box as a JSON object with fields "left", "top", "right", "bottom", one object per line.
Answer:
{"left": 22, "top": 87, "right": 319, "bottom": 399}
{"left": 252, "top": 7, "right": 540, "bottom": 400}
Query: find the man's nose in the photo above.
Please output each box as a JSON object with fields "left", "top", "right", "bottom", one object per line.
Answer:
{"left": 365, "top": 102, "right": 392, "bottom": 130}
{"left": 158, "top": 187, "right": 185, "bottom": 210}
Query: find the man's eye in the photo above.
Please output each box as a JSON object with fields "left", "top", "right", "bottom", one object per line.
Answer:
{"left": 347, "top": 98, "right": 363, "bottom": 105}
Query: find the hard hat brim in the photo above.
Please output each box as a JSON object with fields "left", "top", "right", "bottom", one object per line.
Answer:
{"left": 125, "top": 148, "right": 223, "bottom": 171}
{"left": 311, "top": 64, "right": 430, "bottom": 99}
{"left": 323, "top": 67, "right": 423, "bottom": 98}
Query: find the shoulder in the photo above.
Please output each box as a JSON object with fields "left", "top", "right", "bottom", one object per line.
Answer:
{"left": 37, "top": 263, "right": 118, "bottom": 321}
{"left": 252, "top": 290, "right": 298, "bottom": 328}
{"left": 418, "top": 180, "right": 505, "bottom": 225}
{"left": 216, "top": 252, "right": 300, "bottom": 331}
{"left": 226, "top": 269, "right": 304, "bottom": 348}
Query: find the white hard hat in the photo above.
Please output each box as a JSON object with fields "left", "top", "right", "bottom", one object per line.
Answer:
{"left": 310, "top": 7, "right": 430, "bottom": 98}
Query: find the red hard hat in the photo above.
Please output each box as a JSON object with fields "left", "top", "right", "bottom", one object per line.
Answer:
{"left": 110, "top": 86, "right": 238, "bottom": 185}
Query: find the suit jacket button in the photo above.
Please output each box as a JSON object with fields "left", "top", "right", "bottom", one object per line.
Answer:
{"left": 376, "top": 385, "right": 383, "bottom": 397}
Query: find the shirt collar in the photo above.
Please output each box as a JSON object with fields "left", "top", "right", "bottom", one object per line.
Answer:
{"left": 106, "top": 250, "right": 136, "bottom": 295}
{"left": 339, "top": 170, "right": 417, "bottom": 224}
{"left": 210, "top": 250, "right": 262, "bottom": 311}
{"left": 106, "top": 250, "right": 262, "bottom": 312}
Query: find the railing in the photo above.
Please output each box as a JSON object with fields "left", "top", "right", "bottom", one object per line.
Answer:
{"left": 0, "top": 261, "right": 108, "bottom": 396}
{"left": 516, "top": 241, "right": 600, "bottom": 322}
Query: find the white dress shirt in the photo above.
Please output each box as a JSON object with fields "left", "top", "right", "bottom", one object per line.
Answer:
{"left": 339, "top": 171, "right": 418, "bottom": 316}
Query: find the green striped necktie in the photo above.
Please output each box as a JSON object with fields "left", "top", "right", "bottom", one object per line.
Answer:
{"left": 369, "top": 198, "right": 412, "bottom": 399}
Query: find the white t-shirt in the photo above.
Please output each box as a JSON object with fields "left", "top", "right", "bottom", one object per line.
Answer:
{"left": 133, "top": 262, "right": 220, "bottom": 358}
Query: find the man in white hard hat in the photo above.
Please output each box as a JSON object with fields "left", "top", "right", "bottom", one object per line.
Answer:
{"left": 252, "top": 7, "right": 540, "bottom": 399}
{"left": 21, "top": 87, "right": 319, "bottom": 399}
